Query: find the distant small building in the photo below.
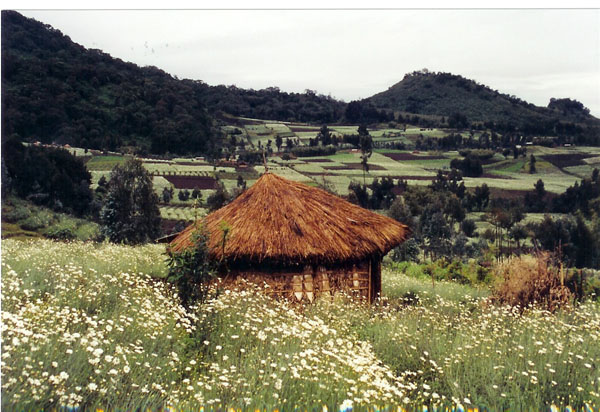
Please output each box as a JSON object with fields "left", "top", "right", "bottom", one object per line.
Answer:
{"left": 170, "top": 173, "right": 409, "bottom": 303}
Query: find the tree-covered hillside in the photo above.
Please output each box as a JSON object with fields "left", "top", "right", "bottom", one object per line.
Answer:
{"left": 368, "top": 70, "right": 600, "bottom": 143}
{"left": 1, "top": 10, "right": 220, "bottom": 156}
{"left": 195, "top": 84, "right": 347, "bottom": 124}
{"left": 1, "top": 11, "right": 348, "bottom": 155}
{"left": 3, "top": 11, "right": 600, "bottom": 155}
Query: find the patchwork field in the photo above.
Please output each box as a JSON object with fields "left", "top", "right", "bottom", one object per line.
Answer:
{"left": 74, "top": 116, "right": 599, "bottom": 234}
{"left": 80, "top": 144, "right": 597, "bottom": 230}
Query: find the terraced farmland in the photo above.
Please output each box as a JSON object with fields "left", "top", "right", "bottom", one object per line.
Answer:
{"left": 76, "top": 115, "right": 599, "bottom": 236}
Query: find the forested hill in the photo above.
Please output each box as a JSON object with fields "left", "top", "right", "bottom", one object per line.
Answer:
{"left": 3, "top": 10, "right": 599, "bottom": 154}
{"left": 368, "top": 70, "right": 600, "bottom": 141}
{"left": 1, "top": 11, "right": 347, "bottom": 156}
{"left": 195, "top": 85, "right": 347, "bottom": 124}
{"left": 1, "top": 10, "right": 221, "bottom": 156}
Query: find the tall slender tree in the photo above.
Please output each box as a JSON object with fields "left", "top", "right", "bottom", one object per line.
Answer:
{"left": 529, "top": 154, "right": 537, "bottom": 174}
{"left": 358, "top": 125, "right": 372, "bottom": 185}
{"left": 100, "top": 158, "right": 161, "bottom": 244}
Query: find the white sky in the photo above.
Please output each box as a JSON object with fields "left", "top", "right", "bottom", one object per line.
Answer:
{"left": 15, "top": 7, "right": 600, "bottom": 117}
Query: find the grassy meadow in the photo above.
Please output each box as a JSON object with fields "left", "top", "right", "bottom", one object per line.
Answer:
{"left": 2, "top": 239, "right": 599, "bottom": 410}
{"left": 1, "top": 196, "right": 100, "bottom": 241}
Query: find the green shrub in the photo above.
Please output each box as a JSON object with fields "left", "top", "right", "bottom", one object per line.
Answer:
{"left": 387, "top": 261, "right": 426, "bottom": 279}
{"left": 445, "top": 260, "right": 470, "bottom": 284}
{"left": 583, "top": 270, "right": 600, "bottom": 300}
{"left": 475, "top": 262, "right": 492, "bottom": 283}
{"left": 74, "top": 222, "right": 102, "bottom": 241}
{"left": 567, "top": 268, "right": 600, "bottom": 301}
{"left": 167, "top": 223, "right": 218, "bottom": 307}
{"left": 19, "top": 211, "right": 54, "bottom": 230}
{"left": 45, "top": 227, "right": 76, "bottom": 240}
{"left": 3, "top": 205, "right": 30, "bottom": 222}
{"left": 44, "top": 222, "right": 77, "bottom": 240}
{"left": 20, "top": 215, "right": 47, "bottom": 230}
{"left": 458, "top": 149, "right": 495, "bottom": 160}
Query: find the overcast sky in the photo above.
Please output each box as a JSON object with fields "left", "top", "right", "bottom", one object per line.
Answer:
{"left": 18, "top": 9, "right": 600, "bottom": 117}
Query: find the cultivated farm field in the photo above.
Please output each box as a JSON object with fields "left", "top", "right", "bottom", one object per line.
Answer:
{"left": 76, "top": 117, "right": 599, "bottom": 233}
{"left": 2, "top": 239, "right": 599, "bottom": 410}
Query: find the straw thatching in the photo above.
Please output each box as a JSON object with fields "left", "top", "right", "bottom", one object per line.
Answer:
{"left": 170, "top": 173, "right": 409, "bottom": 265}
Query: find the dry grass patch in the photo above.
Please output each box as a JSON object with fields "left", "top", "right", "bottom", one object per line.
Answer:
{"left": 491, "top": 253, "right": 571, "bottom": 312}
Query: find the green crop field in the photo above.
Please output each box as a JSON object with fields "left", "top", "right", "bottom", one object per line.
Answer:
{"left": 291, "top": 163, "right": 328, "bottom": 174}
{"left": 462, "top": 173, "right": 579, "bottom": 194}
{"left": 584, "top": 156, "right": 600, "bottom": 165}
{"left": 160, "top": 206, "right": 205, "bottom": 221}
{"left": 265, "top": 123, "right": 293, "bottom": 134}
{"left": 301, "top": 156, "right": 344, "bottom": 166}
{"left": 565, "top": 165, "right": 597, "bottom": 178}
{"left": 403, "top": 128, "right": 448, "bottom": 138}
{"left": 401, "top": 158, "right": 451, "bottom": 169}
{"left": 85, "top": 155, "right": 128, "bottom": 171}
{"left": 221, "top": 178, "right": 258, "bottom": 192}
{"left": 330, "top": 125, "right": 361, "bottom": 134}
{"left": 490, "top": 159, "right": 526, "bottom": 174}
{"left": 372, "top": 136, "right": 411, "bottom": 145}
{"left": 294, "top": 131, "right": 319, "bottom": 140}
{"left": 369, "top": 128, "right": 405, "bottom": 137}
{"left": 317, "top": 174, "right": 356, "bottom": 194}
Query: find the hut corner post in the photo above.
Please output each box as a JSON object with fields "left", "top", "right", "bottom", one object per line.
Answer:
{"left": 370, "top": 256, "right": 382, "bottom": 302}
{"left": 368, "top": 261, "right": 372, "bottom": 302}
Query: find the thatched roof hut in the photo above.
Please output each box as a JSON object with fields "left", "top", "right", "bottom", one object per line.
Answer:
{"left": 170, "top": 173, "right": 409, "bottom": 302}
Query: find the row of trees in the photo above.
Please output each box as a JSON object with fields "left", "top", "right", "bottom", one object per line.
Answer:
{"left": 344, "top": 162, "right": 599, "bottom": 269}
{"left": 524, "top": 171, "right": 600, "bottom": 216}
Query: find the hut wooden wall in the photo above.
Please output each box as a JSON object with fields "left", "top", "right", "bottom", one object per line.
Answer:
{"left": 222, "top": 258, "right": 382, "bottom": 303}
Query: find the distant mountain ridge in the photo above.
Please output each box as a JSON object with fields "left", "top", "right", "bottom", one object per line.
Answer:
{"left": 367, "top": 69, "right": 599, "bottom": 127}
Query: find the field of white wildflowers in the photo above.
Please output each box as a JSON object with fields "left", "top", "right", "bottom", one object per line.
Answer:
{"left": 1, "top": 239, "right": 599, "bottom": 411}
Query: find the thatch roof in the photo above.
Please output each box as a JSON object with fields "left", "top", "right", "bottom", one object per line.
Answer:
{"left": 169, "top": 173, "right": 409, "bottom": 265}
